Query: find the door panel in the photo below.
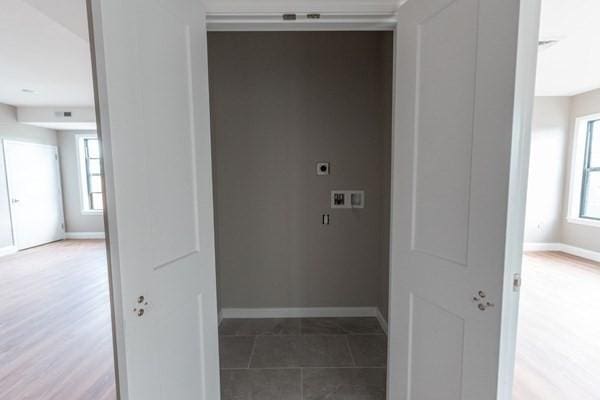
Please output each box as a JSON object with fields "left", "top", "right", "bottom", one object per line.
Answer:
{"left": 389, "top": 0, "right": 538, "bottom": 399}
{"left": 88, "top": 0, "right": 220, "bottom": 398}
{"left": 412, "top": 0, "right": 478, "bottom": 265}
{"left": 4, "top": 141, "right": 65, "bottom": 250}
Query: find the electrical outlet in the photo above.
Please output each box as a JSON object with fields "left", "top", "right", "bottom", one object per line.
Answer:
{"left": 331, "top": 190, "right": 364, "bottom": 209}
{"left": 317, "top": 162, "right": 330, "bottom": 176}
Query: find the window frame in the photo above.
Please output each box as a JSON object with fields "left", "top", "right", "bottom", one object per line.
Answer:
{"left": 76, "top": 134, "right": 104, "bottom": 215}
{"left": 567, "top": 114, "right": 600, "bottom": 227}
{"left": 579, "top": 119, "right": 600, "bottom": 220}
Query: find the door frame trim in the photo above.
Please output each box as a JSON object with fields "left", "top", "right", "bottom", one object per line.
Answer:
{"left": 87, "top": 0, "right": 540, "bottom": 398}
{"left": 206, "top": 12, "right": 397, "bottom": 31}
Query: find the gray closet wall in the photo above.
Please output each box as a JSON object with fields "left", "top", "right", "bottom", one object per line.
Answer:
{"left": 208, "top": 32, "right": 392, "bottom": 315}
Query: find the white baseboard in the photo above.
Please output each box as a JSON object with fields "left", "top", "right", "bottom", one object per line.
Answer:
{"left": 0, "top": 245, "right": 17, "bottom": 258}
{"left": 559, "top": 244, "right": 600, "bottom": 263}
{"left": 523, "top": 242, "right": 600, "bottom": 263}
{"left": 522, "top": 242, "right": 561, "bottom": 252}
{"left": 375, "top": 308, "right": 388, "bottom": 335}
{"left": 220, "top": 307, "right": 378, "bottom": 319}
{"left": 220, "top": 307, "right": 389, "bottom": 333}
{"left": 65, "top": 232, "right": 105, "bottom": 240}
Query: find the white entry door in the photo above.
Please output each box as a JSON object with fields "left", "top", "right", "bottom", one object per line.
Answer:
{"left": 4, "top": 141, "right": 65, "bottom": 250}
{"left": 88, "top": 0, "right": 220, "bottom": 399}
{"left": 388, "top": 0, "right": 539, "bottom": 399}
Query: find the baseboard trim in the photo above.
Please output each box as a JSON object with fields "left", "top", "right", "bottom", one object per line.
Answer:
{"left": 65, "top": 232, "right": 105, "bottom": 240}
{"left": 375, "top": 308, "right": 388, "bottom": 335}
{"left": 220, "top": 307, "right": 378, "bottom": 319}
{"left": 523, "top": 242, "right": 600, "bottom": 263}
{"left": 0, "top": 245, "right": 17, "bottom": 258}
{"left": 559, "top": 244, "right": 600, "bottom": 263}
{"left": 523, "top": 242, "right": 561, "bottom": 252}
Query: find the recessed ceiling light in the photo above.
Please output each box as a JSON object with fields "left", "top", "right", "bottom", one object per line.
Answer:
{"left": 21, "top": 88, "right": 37, "bottom": 94}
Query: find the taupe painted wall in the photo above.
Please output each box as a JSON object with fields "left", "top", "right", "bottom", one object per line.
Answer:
{"left": 524, "top": 97, "right": 571, "bottom": 244}
{"left": 58, "top": 131, "right": 105, "bottom": 233}
{"left": 208, "top": 32, "right": 392, "bottom": 311}
{"left": 0, "top": 103, "right": 58, "bottom": 248}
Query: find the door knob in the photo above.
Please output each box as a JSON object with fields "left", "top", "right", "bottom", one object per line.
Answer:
{"left": 133, "top": 295, "right": 149, "bottom": 317}
{"left": 473, "top": 291, "right": 495, "bottom": 311}
{"left": 11, "top": 198, "right": 20, "bottom": 204}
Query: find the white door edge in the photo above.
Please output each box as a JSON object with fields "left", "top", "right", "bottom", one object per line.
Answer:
{"left": 497, "top": 0, "right": 541, "bottom": 399}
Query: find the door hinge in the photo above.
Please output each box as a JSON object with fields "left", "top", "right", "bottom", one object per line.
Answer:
{"left": 513, "top": 273, "right": 522, "bottom": 292}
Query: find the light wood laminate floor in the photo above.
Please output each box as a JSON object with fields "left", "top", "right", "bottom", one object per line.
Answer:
{"left": 513, "top": 251, "right": 600, "bottom": 400}
{"left": 0, "top": 240, "right": 116, "bottom": 400}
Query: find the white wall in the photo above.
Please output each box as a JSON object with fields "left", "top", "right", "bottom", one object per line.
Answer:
{"left": 0, "top": 103, "right": 58, "bottom": 249}
{"left": 524, "top": 97, "right": 571, "bottom": 243}
{"left": 561, "top": 89, "right": 600, "bottom": 252}
{"left": 58, "top": 130, "right": 104, "bottom": 233}
{"left": 525, "top": 92, "right": 600, "bottom": 254}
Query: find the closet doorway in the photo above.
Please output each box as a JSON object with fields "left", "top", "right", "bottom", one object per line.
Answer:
{"left": 4, "top": 141, "right": 65, "bottom": 250}
{"left": 208, "top": 31, "right": 393, "bottom": 399}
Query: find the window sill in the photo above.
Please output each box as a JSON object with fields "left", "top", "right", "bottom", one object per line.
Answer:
{"left": 567, "top": 217, "right": 600, "bottom": 228}
{"left": 81, "top": 209, "right": 104, "bottom": 216}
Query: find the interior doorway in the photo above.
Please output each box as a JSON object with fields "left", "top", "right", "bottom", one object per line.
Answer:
{"left": 513, "top": 1, "right": 600, "bottom": 398}
{"left": 207, "top": 31, "right": 393, "bottom": 399}
{"left": 4, "top": 141, "right": 65, "bottom": 250}
{"left": 0, "top": 0, "right": 116, "bottom": 398}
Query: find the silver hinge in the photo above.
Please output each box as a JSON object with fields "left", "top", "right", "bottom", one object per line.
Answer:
{"left": 513, "top": 273, "right": 522, "bottom": 292}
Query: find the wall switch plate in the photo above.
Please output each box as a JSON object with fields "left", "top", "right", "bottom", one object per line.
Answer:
{"left": 317, "top": 162, "right": 330, "bottom": 176}
{"left": 331, "top": 190, "right": 364, "bottom": 209}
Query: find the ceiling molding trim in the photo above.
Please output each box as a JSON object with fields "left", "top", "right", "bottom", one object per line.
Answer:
{"left": 207, "top": 12, "right": 397, "bottom": 31}
{"left": 203, "top": 0, "right": 400, "bottom": 14}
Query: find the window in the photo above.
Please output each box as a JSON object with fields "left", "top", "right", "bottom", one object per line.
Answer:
{"left": 78, "top": 135, "right": 103, "bottom": 213}
{"left": 580, "top": 120, "right": 600, "bottom": 220}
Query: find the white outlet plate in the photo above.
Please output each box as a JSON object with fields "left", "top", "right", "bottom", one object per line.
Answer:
{"left": 331, "top": 190, "right": 364, "bottom": 209}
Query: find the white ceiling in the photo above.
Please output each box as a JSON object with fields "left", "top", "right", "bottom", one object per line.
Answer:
{"left": 0, "top": 0, "right": 599, "bottom": 107}
{"left": 536, "top": 0, "right": 600, "bottom": 96}
{"left": 0, "top": 0, "right": 93, "bottom": 107}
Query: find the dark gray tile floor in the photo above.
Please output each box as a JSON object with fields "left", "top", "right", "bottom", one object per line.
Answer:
{"left": 219, "top": 317, "right": 387, "bottom": 400}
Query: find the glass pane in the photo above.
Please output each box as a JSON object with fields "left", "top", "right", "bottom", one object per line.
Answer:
{"left": 89, "top": 175, "right": 103, "bottom": 193}
{"left": 91, "top": 193, "right": 104, "bottom": 210}
{"left": 590, "top": 121, "right": 600, "bottom": 168}
{"left": 88, "top": 159, "right": 101, "bottom": 174}
{"left": 86, "top": 138, "right": 100, "bottom": 158}
{"left": 582, "top": 171, "right": 600, "bottom": 219}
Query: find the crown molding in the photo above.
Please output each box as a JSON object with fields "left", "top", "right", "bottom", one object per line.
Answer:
{"left": 202, "top": 0, "right": 402, "bottom": 14}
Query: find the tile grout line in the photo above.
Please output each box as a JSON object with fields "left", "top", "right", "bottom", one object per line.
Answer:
{"left": 220, "top": 366, "right": 386, "bottom": 371}
{"left": 247, "top": 335, "right": 258, "bottom": 369}
{"left": 300, "top": 367, "right": 304, "bottom": 400}
{"left": 345, "top": 335, "right": 357, "bottom": 367}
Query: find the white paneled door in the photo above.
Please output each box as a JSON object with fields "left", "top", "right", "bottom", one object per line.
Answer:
{"left": 4, "top": 141, "right": 65, "bottom": 250}
{"left": 89, "top": 0, "right": 538, "bottom": 398}
{"left": 88, "top": 0, "right": 220, "bottom": 399}
{"left": 388, "top": 0, "right": 538, "bottom": 399}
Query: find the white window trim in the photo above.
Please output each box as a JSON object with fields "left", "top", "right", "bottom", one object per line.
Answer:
{"left": 566, "top": 113, "right": 600, "bottom": 228}
{"left": 76, "top": 133, "right": 103, "bottom": 215}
